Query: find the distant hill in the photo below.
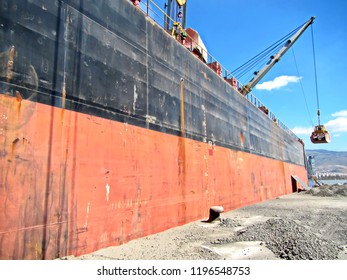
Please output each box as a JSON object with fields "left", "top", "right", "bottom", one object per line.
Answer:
{"left": 306, "top": 149, "right": 347, "bottom": 174}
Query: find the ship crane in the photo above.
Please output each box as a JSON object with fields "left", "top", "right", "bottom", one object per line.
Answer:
{"left": 309, "top": 23, "right": 331, "bottom": 144}
{"left": 240, "top": 16, "right": 316, "bottom": 96}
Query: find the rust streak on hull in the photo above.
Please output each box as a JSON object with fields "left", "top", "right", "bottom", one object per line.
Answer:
{"left": 0, "top": 96, "right": 307, "bottom": 259}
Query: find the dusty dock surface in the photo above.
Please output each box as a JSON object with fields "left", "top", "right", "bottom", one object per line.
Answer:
{"left": 65, "top": 184, "right": 347, "bottom": 260}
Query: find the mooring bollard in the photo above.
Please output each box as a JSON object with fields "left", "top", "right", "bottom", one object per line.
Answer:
{"left": 207, "top": 206, "right": 224, "bottom": 222}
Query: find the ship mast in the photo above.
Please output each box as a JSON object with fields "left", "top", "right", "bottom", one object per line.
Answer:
{"left": 240, "top": 16, "right": 315, "bottom": 96}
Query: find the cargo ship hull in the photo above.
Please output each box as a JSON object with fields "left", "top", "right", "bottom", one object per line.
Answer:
{"left": 0, "top": 0, "right": 307, "bottom": 259}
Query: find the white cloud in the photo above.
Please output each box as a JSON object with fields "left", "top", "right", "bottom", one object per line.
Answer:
{"left": 325, "top": 117, "right": 347, "bottom": 133}
{"left": 292, "top": 116, "right": 347, "bottom": 136}
{"left": 255, "top": 75, "right": 302, "bottom": 91}
{"left": 332, "top": 110, "right": 347, "bottom": 117}
{"left": 291, "top": 126, "right": 312, "bottom": 135}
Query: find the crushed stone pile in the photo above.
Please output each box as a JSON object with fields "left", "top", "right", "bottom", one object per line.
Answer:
{"left": 219, "top": 218, "right": 241, "bottom": 228}
{"left": 305, "top": 183, "right": 347, "bottom": 197}
{"left": 222, "top": 218, "right": 342, "bottom": 260}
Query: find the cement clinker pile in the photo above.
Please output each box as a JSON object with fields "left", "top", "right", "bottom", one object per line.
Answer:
{"left": 208, "top": 184, "right": 347, "bottom": 260}
{"left": 228, "top": 218, "right": 342, "bottom": 260}
{"left": 305, "top": 183, "right": 347, "bottom": 197}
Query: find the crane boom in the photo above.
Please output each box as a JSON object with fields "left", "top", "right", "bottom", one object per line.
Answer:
{"left": 240, "top": 16, "right": 315, "bottom": 96}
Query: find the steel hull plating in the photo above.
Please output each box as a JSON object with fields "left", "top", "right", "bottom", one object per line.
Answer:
{"left": 0, "top": 0, "right": 307, "bottom": 259}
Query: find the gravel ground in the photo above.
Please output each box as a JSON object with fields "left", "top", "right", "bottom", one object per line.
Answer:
{"left": 226, "top": 218, "right": 341, "bottom": 259}
{"left": 65, "top": 183, "right": 347, "bottom": 260}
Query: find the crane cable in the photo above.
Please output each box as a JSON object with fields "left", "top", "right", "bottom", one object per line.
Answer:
{"left": 230, "top": 28, "right": 298, "bottom": 79}
{"left": 291, "top": 48, "right": 314, "bottom": 127}
{"left": 229, "top": 22, "right": 305, "bottom": 82}
{"left": 311, "top": 24, "right": 321, "bottom": 126}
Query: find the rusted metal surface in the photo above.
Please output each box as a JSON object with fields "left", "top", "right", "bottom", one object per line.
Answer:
{"left": 0, "top": 46, "right": 14, "bottom": 82}
{"left": 0, "top": 0, "right": 308, "bottom": 259}
{"left": 0, "top": 96, "right": 308, "bottom": 259}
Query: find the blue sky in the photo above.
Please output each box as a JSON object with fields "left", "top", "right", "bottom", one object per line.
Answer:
{"left": 143, "top": 0, "right": 347, "bottom": 151}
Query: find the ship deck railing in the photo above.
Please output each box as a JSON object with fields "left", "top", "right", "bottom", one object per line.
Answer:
{"left": 135, "top": 0, "right": 301, "bottom": 143}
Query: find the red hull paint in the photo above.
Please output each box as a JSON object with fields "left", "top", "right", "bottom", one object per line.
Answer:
{"left": 0, "top": 95, "right": 307, "bottom": 259}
